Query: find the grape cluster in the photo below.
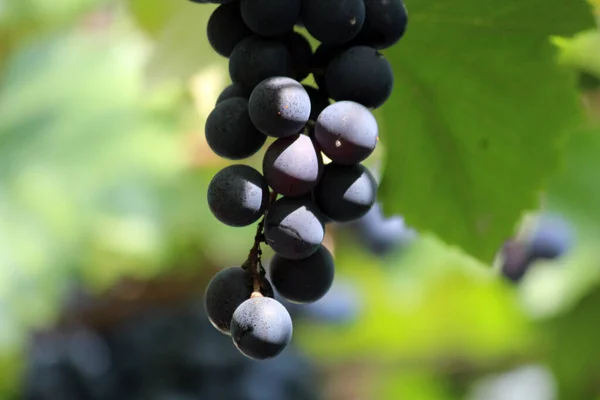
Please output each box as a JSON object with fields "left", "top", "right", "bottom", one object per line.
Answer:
{"left": 196, "top": 0, "right": 409, "bottom": 359}
{"left": 22, "top": 301, "right": 321, "bottom": 400}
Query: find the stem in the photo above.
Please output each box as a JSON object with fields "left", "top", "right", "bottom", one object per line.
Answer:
{"left": 246, "top": 191, "right": 278, "bottom": 294}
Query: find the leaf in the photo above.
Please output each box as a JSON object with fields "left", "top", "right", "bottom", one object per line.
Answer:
{"left": 297, "top": 236, "right": 534, "bottom": 363}
{"left": 546, "top": 126, "right": 600, "bottom": 236}
{"left": 554, "top": 30, "right": 600, "bottom": 78}
{"left": 379, "top": 0, "right": 595, "bottom": 263}
{"left": 127, "top": 0, "right": 180, "bottom": 37}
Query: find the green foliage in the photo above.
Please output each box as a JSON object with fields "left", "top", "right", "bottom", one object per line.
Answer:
{"left": 379, "top": 0, "right": 595, "bottom": 263}
{"left": 555, "top": 30, "right": 600, "bottom": 78}
{"left": 297, "top": 236, "right": 535, "bottom": 364}
{"left": 0, "top": 29, "right": 182, "bottom": 347}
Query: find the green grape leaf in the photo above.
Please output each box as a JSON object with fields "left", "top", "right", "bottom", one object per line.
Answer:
{"left": 379, "top": 0, "right": 595, "bottom": 263}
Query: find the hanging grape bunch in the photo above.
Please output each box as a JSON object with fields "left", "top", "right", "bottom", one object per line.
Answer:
{"left": 197, "top": 0, "right": 408, "bottom": 360}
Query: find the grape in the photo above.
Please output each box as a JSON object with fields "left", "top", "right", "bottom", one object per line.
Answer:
{"left": 301, "top": 0, "right": 365, "bottom": 44}
{"left": 229, "top": 37, "right": 294, "bottom": 92}
{"left": 283, "top": 32, "right": 313, "bottom": 82}
{"left": 310, "top": 44, "right": 346, "bottom": 94}
{"left": 207, "top": 165, "right": 270, "bottom": 227}
{"left": 303, "top": 85, "right": 330, "bottom": 121}
{"left": 313, "top": 164, "right": 377, "bottom": 222}
{"left": 205, "top": 97, "right": 267, "bottom": 160}
{"left": 215, "top": 83, "right": 250, "bottom": 105}
{"left": 314, "top": 101, "right": 378, "bottom": 165}
{"left": 350, "top": 202, "right": 416, "bottom": 256}
{"left": 248, "top": 77, "right": 311, "bottom": 138}
{"left": 230, "top": 296, "right": 293, "bottom": 360}
{"left": 207, "top": 1, "right": 253, "bottom": 58}
{"left": 500, "top": 240, "right": 533, "bottom": 283}
{"left": 205, "top": 266, "right": 274, "bottom": 334}
{"left": 240, "top": 0, "right": 301, "bottom": 37}
{"left": 325, "top": 46, "right": 393, "bottom": 108}
{"left": 263, "top": 134, "right": 323, "bottom": 197}
{"left": 353, "top": 0, "right": 408, "bottom": 49}
{"left": 528, "top": 213, "right": 573, "bottom": 260}
{"left": 265, "top": 196, "right": 325, "bottom": 259}
{"left": 270, "top": 246, "right": 334, "bottom": 303}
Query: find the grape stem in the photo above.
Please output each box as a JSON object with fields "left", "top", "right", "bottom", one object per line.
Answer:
{"left": 245, "top": 191, "right": 277, "bottom": 293}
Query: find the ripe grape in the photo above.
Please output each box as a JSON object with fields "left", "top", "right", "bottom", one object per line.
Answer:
{"left": 248, "top": 77, "right": 311, "bottom": 138}
{"left": 350, "top": 202, "right": 416, "bottom": 256}
{"left": 229, "top": 37, "right": 294, "bottom": 92}
{"left": 207, "top": 2, "right": 253, "bottom": 58}
{"left": 528, "top": 213, "right": 573, "bottom": 260}
{"left": 303, "top": 85, "right": 330, "bottom": 121}
{"left": 263, "top": 134, "right": 323, "bottom": 197}
{"left": 270, "top": 246, "right": 334, "bottom": 303}
{"left": 205, "top": 97, "right": 267, "bottom": 160}
{"left": 310, "top": 44, "right": 346, "bottom": 94}
{"left": 215, "top": 83, "right": 250, "bottom": 105}
{"left": 314, "top": 101, "right": 378, "bottom": 164}
{"left": 207, "top": 165, "right": 270, "bottom": 227}
{"left": 353, "top": 0, "right": 408, "bottom": 49}
{"left": 325, "top": 46, "right": 393, "bottom": 108}
{"left": 231, "top": 297, "right": 293, "bottom": 360}
{"left": 204, "top": 266, "right": 274, "bottom": 334}
{"left": 283, "top": 32, "right": 313, "bottom": 82}
{"left": 313, "top": 163, "right": 377, "bottom": 222}
{"left": 264, "top": 196, "right": 325, "bottom": 259}
{"left": 301, "top": 0, "right": 365, "bottom": 44}
{"left": 240, "top": 0, "right": 301, "bottom": 37}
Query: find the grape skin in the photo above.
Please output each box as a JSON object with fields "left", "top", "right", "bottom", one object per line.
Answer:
{"left": 301, "top": 0, "right": 365, "bottom": 44}
{"left": 303, "top": 85, "right": 330, "bottom": 121}
{"left": 265, "top": 196, "right": 325, "bottom": 260}
{"left": 283, "top": 32, "right": 313, "bottom": 82}
{"left": 349, "top": 202, "right": 416, "bottom": 256}
{"left": 353, "top": 0, "right": 408, "bottom": 49}
{"left": 313, "top": 164, "right": 377, "bottom": 222}
{"left": 207, "top": 164, "right": 270, "bottom": 227}
{"left": 310, "top": 44, "right": 347, "bottom": 94}
{"left": 263, "top": 134, "right": 323, "bottom": 197}
{"left": 207, "top": 2, "right": 253, "bottom": 58}
{"left": 240, "top": 0, "right": 301, "bottom": 37}
{"left": 229, "top": 37, "right": 294, "bottom": 93}
{"left": 231, "top": 297, "right": 293, "bottom": 360}
{"left": 314, "top": 101, "right": 378, "bottom": 165}
{"left": 248, "top": 77, "right": 311, "bottom": 138}
{"left": 205, "top": 97, "right": 267, "bottom": 160}
{"left": 325, "top": 46, "right": 393, "bottom": 108}
{"left": 270, "top": 246, "right": 334, "bottom": 304}
{"left": 205, "top": 266, "right": 274, "bottom": 334}
{"left": 215, "top": 83, "right": 250, "bottom": 105}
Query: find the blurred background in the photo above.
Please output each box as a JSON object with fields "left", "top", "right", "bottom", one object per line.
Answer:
{"left": 1, "top": 1, "right": 600, "bottom": 399}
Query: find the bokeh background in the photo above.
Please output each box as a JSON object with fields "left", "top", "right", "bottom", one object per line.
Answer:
{"left": 1, "top": 1, "right": 600, "bottom": 399}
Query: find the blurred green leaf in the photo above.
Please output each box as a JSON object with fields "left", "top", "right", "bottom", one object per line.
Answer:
{"left": 554, "top": 30, "right": 600, "bottom": 78}
{"left": 0, "top": 29, "right": 182, "bottom": 350}
{"left": 379, "top": 0, "right": 594, "bottom": 263}
{"left": 142, "top": 1, "right": 226, "bottom": 85}
{"left": 546, "top": 285, "right": 600, "bottom": 399}
{"left": 298, "top": 236, "right": 535, "bottom": 365}
{"left": 127, "top": 0, "right": 180, "bottom": 37}
{"left": 546, "top": 126, "right": 600, "bottom": 237}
